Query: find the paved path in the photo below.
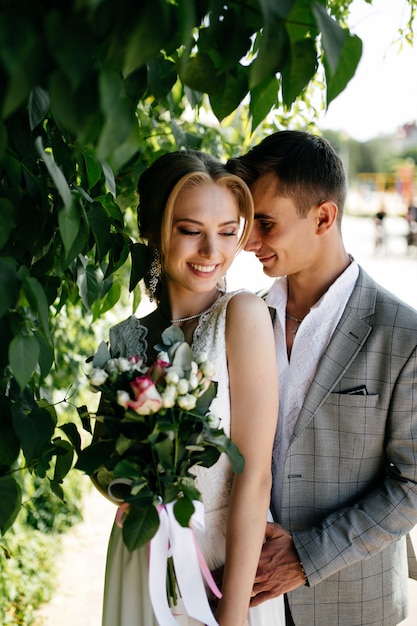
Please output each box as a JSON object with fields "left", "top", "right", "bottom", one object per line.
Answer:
{"left": 35, "top": 215, "right": 417, "bottom": 626}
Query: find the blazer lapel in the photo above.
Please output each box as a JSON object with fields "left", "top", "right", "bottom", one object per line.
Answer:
{"left": 291, "top": 269, "right": 376, "bottom": 441}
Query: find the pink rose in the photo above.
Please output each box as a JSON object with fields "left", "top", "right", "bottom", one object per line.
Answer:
{"left": 149, "top": 358, "right": 170, "bottom": 383}
{"left": 126, "top": 375, "right": 163, "bottom": 415}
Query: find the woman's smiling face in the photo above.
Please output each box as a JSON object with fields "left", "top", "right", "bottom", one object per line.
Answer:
{"left": 164, "top": 182, "right": 240, "bottom": 294}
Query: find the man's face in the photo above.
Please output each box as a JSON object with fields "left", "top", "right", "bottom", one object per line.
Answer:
{"left": 245, "top": 173, "right": 319, "bottom": 278}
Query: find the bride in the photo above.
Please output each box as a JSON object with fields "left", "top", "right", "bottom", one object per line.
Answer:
{"left": 94, "top": 149, "right": 285, "bottom": 626}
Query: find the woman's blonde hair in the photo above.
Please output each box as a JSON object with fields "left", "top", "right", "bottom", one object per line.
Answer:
{"left": 138, "top": 150, "right": 253, "bottom": 300}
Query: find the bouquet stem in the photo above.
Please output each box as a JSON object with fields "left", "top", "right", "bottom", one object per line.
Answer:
{"left": 166, "top": 556, "right": 179, "bottom": 607}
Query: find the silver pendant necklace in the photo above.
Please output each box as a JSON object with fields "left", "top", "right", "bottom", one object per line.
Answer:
{"left": 286, "top": 311, "right": 304, "bottom": 336}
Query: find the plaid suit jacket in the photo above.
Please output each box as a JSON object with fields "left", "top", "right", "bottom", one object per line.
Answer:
{"left": 272, "top": 268, "right": 417, "bottom": 625}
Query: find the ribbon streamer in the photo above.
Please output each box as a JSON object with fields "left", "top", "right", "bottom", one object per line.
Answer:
{"left": 148, "top": 501, "right": 221, "bottom": 626}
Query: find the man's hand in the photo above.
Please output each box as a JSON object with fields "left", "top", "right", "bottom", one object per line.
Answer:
{"left": 250, "top": 522, "right": 307, "bottom": 607}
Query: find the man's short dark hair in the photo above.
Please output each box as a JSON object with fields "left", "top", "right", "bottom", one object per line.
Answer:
{"left": 227, "top": 130, "right": 346, "bottom": 220}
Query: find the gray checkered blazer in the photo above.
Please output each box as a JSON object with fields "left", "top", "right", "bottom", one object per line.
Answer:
{"left": 271, "top": 268, "right": 417, "bottom": 625}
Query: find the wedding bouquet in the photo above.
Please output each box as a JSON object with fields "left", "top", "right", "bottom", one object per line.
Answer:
{"left": 76, "top": 325, "right": 244, "bottom": 623}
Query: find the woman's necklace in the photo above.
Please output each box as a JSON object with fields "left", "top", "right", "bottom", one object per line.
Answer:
{"left": 170, "top": 291, "right": 222, "bottom": 324}
{"left": 286, "top": 311, "right": 304, "bottom": 336}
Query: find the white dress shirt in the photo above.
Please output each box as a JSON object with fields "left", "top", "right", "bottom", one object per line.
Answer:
{"left": 265, "top": 259, "right": 359, "bottom": 510}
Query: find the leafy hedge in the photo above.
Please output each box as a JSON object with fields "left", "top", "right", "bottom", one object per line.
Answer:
{"left": 0, "top": 470, "right": 84, "bottom": 626}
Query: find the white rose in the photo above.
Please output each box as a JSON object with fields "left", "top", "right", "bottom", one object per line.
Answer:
{"left": 190, "top": 361, "right": 198, "bottom": 375}
{"left": 89, "top": 368, "right": 108, "bottom": 386}
{"left": 105, "top": 358, "right": 119, "bottom": 373}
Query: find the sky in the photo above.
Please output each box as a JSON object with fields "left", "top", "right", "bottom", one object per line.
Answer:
{"left": 317, "top": 0, "right": 417, "bottom": 141}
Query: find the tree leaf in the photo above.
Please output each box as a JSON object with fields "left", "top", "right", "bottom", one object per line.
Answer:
{"left": 29, "top": 86, "right": 50, "bottom": 130}
{"left": 209, "top": 68, "right": 248, "bottom": 122}
{"left": 147, "top": 58, "right": 177, "bottom": 100}
{"left": 75, "top": 440, "right": 115, "bottom": 474}
{"left": 87, "top": 204, "right": 112, "bottom": 262}
{"left": 250, "top": 77, "right": 281, "bottom": 132}
{"left": 0, "top": 475, "right": 22, "bottom": 534}
{"left": 129, "top": 242, "right": 151, "bottom": 292}
{"left": 11, "top": 405, "right": 55, "bottom": 465}
{"left": 0, "top": 257, "right": 21, "bottom": 319}
{"left": 53, "top": 439, "right": 74, "bottom": 483}
{"left": 0, "top": 197, "right": 15, "bottom": 250}
{"left": 23, "top": 276, "right": 52, "bottom": 342}
{"left": 281, "top": 38, "right": 318, "bottom": 107}
{"left": 81, "top": 146, "right": 103, "bottom": 189}
{"left": 58, "top": 201, "right": 82, "bottom": 255}
{"left": 325, "top": 32, "right": 363, "bottom": 105}
{"left": 9, "top": 334, "right": 40, "bottom": 390}
{"left": 76, "top": 263, "right": 103, "bottom": 309}
{"left": 35, "top": 136, "right": 72, "bottom": 209}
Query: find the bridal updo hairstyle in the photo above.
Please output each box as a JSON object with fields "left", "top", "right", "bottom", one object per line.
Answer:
{"left": 137, "top": 149, "right": 254, "bottom": 301}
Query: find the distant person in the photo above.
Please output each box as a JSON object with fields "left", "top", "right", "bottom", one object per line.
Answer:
{"left": 406, "top": 203, "right": 417, "bottom": 250}
{"left": 228, "top": 130, "right": 417, "bottom": 625}
{"left": 374, "top": 207, "right": 386, "bottom": 253}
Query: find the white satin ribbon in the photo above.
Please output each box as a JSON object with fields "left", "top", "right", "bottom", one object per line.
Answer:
{"left": 148, "top": 501, "right": 220, "bottom": 626}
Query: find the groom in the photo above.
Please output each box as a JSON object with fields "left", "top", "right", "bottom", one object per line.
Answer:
{"left": 228, "top": 131, "right": 417, "bottom": 625}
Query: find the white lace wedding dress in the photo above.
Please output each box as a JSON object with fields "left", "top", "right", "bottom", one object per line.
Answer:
{"left": 101, "top": 291, "right": 285, "bottom": 626}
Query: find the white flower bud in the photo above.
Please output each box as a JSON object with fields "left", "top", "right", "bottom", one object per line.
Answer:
{"left": 177, "top": 378, "right": 189, "bottom": 395}
{"left": 194, "top": 351, "right": 207, "bottom": 365}
{"left": 188, "top": 373, "right": 199, "bottom": 390}
{"left": 116, "top": 358, "right": 131, "bottom": 372}
{"left": 166, "top": 370, "right": 180, "bottom": 385}
{"left": 201, "top": 360, "right": 215, "bottom": 378}
{"left": 157, "top": 351, "right": 170, "bottom": 364}
{"left": 89, "top": 368, "right": 109, "bottom": 386}
{"left": 116, "top": 390, "right": 130, "bottom": 407}
{"left": 177, "top": 394, "right": 197, "bottom": 410}
{"left": 162, "top": 386, "right": 177, "bottom": 408}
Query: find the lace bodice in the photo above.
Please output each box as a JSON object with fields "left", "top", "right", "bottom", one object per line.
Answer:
{"left": 108, "top": 291, "right": 243, "bottom": 515}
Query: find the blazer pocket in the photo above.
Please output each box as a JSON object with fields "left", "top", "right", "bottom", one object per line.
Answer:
{"left": 327, "top": 391, "right": 379, "bottom": 408}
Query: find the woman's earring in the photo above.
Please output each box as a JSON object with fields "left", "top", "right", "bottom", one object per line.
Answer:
{"left": 219, "top": 275, "right": 227, "bottom": 293}
{"left": 148, "top": 250, "right": 160, "bottom": 302}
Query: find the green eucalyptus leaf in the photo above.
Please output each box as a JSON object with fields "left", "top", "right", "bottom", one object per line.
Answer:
{"left": 0, "top": 475, "right": 22, "bottom": 534}
{"left": 92, "top": 340, "right": 111, "bottom": 368}
{"left": 9, "top": 334, "right": 40, "bottom": 390}
{"left": 160, "top": 326, "right": 185, "bottom": 347}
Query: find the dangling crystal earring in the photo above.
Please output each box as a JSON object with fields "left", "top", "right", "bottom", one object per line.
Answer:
{"left": 148, "top": 249, "right": 160, "bottom": 302}
{"left": 218, "top": 275, "right": 227, "bottom": 293}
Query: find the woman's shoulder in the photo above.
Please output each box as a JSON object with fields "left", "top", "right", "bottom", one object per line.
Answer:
{"left": 225, "top": 289, "right": 270, "bottom": 317}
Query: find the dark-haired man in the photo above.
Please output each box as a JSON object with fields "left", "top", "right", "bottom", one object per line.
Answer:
{"left": 228, "top": 131, "right": 417, "bottom": 625}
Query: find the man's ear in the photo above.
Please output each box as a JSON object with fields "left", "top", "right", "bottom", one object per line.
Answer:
{"left": 315, "top": 200, "right": 338, "bottom": 234}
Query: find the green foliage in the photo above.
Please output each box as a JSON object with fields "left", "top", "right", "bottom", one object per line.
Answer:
{"left": 0, "top": 470, "right": 84, "bottom": 625}
{"left": 0, "top": 0, "right": 412, "bottom": 535}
